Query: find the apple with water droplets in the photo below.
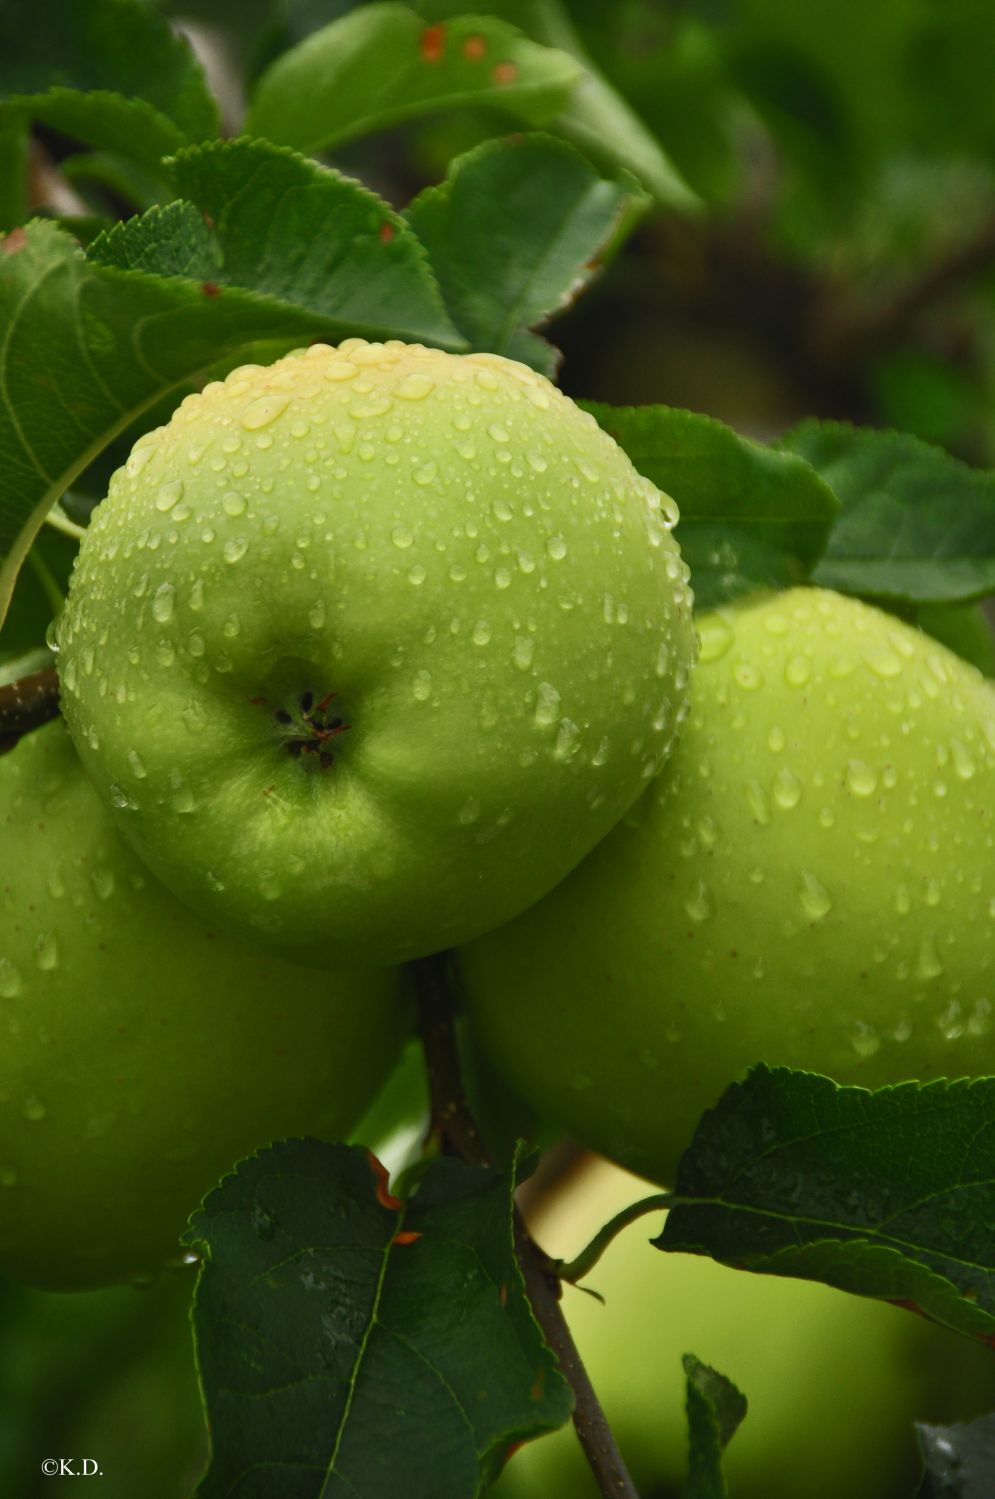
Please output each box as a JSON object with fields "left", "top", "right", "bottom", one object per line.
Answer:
{"left": 461, "top": 588, "right": 995, "bottom": 1184}
{"left": 56, "top": 340, "right": 694, "bottom": 966}
{"left": 0, "top": 720, "right": 409, "bottom": 1290}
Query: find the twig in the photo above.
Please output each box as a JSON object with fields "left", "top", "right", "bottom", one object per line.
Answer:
{"left": 412, "top": 953, "right": 642, "bottom": 1499}
{"left": 0, "top": 667, "right": 60, "bottom": 754}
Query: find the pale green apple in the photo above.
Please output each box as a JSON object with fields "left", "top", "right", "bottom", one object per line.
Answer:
{"left": 462, "top": 587, "right": 995, "bottom": 1183}
{"left": 491, "top": 1158, "right": 995, "bottom": 1499}
{"left": 56, "top": 340, "right": 694, "bottom": 966}
{"left": 0, "top": 721, "right": 409, "bottom": 1290}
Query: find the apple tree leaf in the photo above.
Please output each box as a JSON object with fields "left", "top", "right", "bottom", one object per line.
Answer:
{"left": 582, "top": 403, "right": 839, "bottom": 611}
{"left": 0, "top": 0, "right": 219, "bottom": 174}
{"left": 659, "top": 1068, "right": 995, "bottom": 1344}
{"left": 917, "top": 1410, "right": 995, "bottom": 1498}
{"left": 405, "top": 134, "right": 646, "bottom": 374}
{"left": 782, "top": 422, "right": 995, "bottom": 605}
{"left": 184, "top": 1138, "right": 572, "bottom": 1499}
{"left": 682, "top": 1354, "right": 747, "bottom": 1499}
{"left": 410, "top": 0, "right": 700, "bottom": 209}
{"left": 246, "top": 2, "right": 583, "bottom": 156}
{"left": 0, "top": 142, "right": 462, "bottom": 634}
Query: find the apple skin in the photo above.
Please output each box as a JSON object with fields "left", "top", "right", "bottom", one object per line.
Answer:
{"left": 0, "top": 721, "right": 409, "bottom": 1290}
{"left": 490, "top": 1158, "right": 995, "bottom": 1499}
{"left": 55, "top": 340, "right": 694, "bottom": 967}
{"left": 461, "top": 587, "right": 995, "bottom": 1184}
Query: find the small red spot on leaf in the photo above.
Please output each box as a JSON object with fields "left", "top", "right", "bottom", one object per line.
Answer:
{"left": 392, "top": 1230, "right": 422, "bottom": 1246}
{"left": 463, "top": 34, "right": 487, "bottom": 60}
{"left": 491, "top": 61, "right": 518, "bottom": 86}
{"left": 379, "top": 221, "right": 395, "bottom": 244}
{"left": 367, "top": 1150, "right": 402, "bottom": 1210}
{"left": 2, "top": 227, "right": 27, "bottom": 256}
{"left": 499, "top": 1283, "right": 508, "bottom": 1307}
{"left": 202, "top": 212, "right": 215, "bottom": 230}
{"left": 504, "top": 1440, "right": 527, "bottom": 1463}
{"left": 529, "top": 1370, "right": 546, "bottom": 1401}
{"left": 420, "top": 23, "right": 446, "bottom": 62}
{"left": 201, "top": 281, "right": 221, "bottom": 297}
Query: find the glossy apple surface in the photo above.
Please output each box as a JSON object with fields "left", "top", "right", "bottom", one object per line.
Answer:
{"left": 56, "top": 340, "right": 694, "bottom": 967}
{"left": 491, "top": 1158, "right": 995, "bottom": 1499}
{"left": 0, "top": 721, "right": 408, "bottom": 1289}
{"left": 462, "top": 588, "right": 995, "bottom": 1183}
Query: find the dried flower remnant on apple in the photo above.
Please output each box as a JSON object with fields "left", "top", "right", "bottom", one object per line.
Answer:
{"left": 56, "top": 340, "right": 695, "bottom": 967}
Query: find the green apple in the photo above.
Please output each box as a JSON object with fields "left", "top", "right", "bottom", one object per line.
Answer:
{"left": 0, "top": 720, "right": 409, "bottom": 1290}
{"left": 462, "top": 587, "right": 995, "bottom": 1183}
{"left": 490, "top": 1158, "right": 995, "bottom": 1499}
{"left": 55, "top": 340, "right": 694, "bottom": 966}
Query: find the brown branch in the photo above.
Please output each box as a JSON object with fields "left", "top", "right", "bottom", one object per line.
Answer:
{"left": 412, "top": 953, "right": 641, "bottom": 1499}
{"left": 0, "top": 667, "right": 60, "bottom": 755}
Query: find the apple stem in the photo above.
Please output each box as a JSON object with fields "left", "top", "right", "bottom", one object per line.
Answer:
{"left": 412, "top": 952, "right": 644, "bottom": 1499}
{"left": 0, "top": 667, "right": 60, "bottom": 755}
{"left": 556, "top": 1194, "right": 672, "bottom": 1286}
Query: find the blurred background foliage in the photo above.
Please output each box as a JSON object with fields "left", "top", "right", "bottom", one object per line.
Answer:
{"left": 8, "top": 0, "right": 995, "bottom": 1492}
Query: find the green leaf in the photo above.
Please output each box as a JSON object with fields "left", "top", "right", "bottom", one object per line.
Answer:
{"left": 582, "top": 402, "right": 839, "bottom": 611}
{"left": 246, "top": 2, "right": 583, "bottom": 155}
{"left": 682, "top": 1355, "right": 747, "bottom": 1499}
{"left": 782, "top": 422, "right": 995, "bottom": 606}
{"left": 4, "top": 89, "right": 185, "bottom": 178}
{"left": 185, "top": 1139, "right": 572, "bottom": 1499}
{"left": 412, "top": 0, "right": 700, "bottom": 209}
{"left": 405, "top": 133, "right": 646, "bottom": 370}
{"left": 0, "top": 0, "right": 219, "bottom": 140}
{"left": 660, "top": 1068, "right": 995, "bottom": 1343}
{"left": 917, "top": 1410, "right": 995, "bottom": 1498}
{"left": 0, "top": 146, "right": 461, "bottom": 630}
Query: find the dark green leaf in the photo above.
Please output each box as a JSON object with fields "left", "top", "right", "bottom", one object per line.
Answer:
{"left": 917, "top": 1410, "right": 995, "bottom": 1498}
{"left": 405, "top": 134, "right": 645, "bottom": 369}
{"left": 0, "top": 0, "right": 219, "bottom": 171}
{"left": 411, "top": 0, "right": 700, "bottom": 208}
{"left": 682, "top": 1354, "right": 747, "bottom": 1499}
{"left": 247, "top": 3, "right": 582, "bottom": 156}
{"left": 185, "top": 1139, "right": 572, "bottom": 1499}
{"left": 782, "top": 422, "right": 995, "bottom": 606}
{"left": 583, "top": 403, "right": 839, "bottom": 611}
{"left": 659, "top": 1068, "right": 995, "bottom": 1342}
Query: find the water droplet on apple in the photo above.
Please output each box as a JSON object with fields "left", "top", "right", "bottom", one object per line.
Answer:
{"left": 223, "top": 537, "right": 249, "bottom": 564}
{"left": 799, "top": 871, "right": 832, "bottom": 920}
{"left": 0, "top": 960, "right": 22, "bottom": 999}
{"left": 222, "top": 491, "right": 247, "bottom": 517}
{"left": 34, "top": 932, "right": 58, "bottom": 970}
{"left": 392, "top": 526, "right": 414, "bottom": 549}
{"left": 241, "top": 394, "right": 290, "bottom": 430}
{"left": 23, "top": 1096, "right": 46, "bottom": 1122}
{"left": 395, "top": 372, "right": 435, "bottom": 401}
{"left": 413, "top": 462, "right": 437, "bottom": 486}
{"left": 773, "top": 767, "right": 801, "bottom": 809}
{"left": 553, "top": 719, "right": 581, "bottom": 761}
{"left": 472, "top": 620, "right": 492, "bottom": 646}
{"left": 90, "top": 867, "right": 115, "bottom": 901}
{"left": 458, "top": 798, "right": 481, "bottom": 826}
{"left": 849, "top": 1021, "right": 881, "bottom": 1057}
{"left": 917, "top": 938, "right": 944, "bottom": 981}
{"left": 155, "top": 479, "right": 184, "bottom": 512}
{"left": 546, "top": 536, "right": 567, "bottom": 561}
{"left": 413, "top": 669, "right": 432, "bottom": 701}
{"left": 534, "top": 682, "right": 560, "bottom": 727}
{"left": 744, "top": 778, "right": 771, "bottom": 825}
{"left": 151, "top": 583, "right": 175, "bottom": 624}
{"left": 845, "top": 759, "right": 877, "bottom": 797}
{"left": 784, "top": 654, "right": 810, "bottom": 687}
{"left": 684, "top": 880, "right": 714, "bottom": 922}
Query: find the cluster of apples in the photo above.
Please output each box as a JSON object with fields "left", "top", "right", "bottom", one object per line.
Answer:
{"left": 3, "top": 338, "right": 994, "bottom": 1289}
